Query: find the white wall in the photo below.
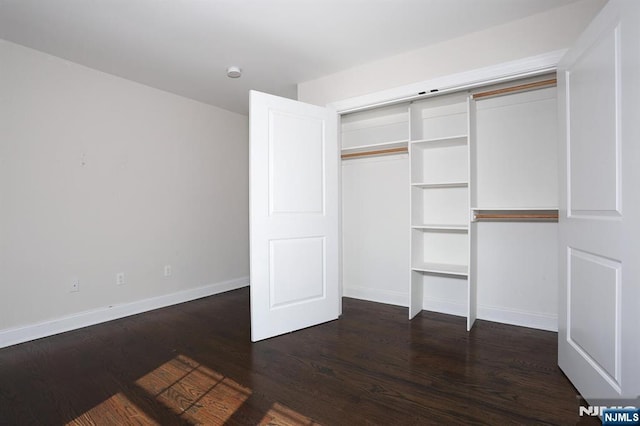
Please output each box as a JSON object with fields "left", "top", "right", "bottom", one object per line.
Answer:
{"left": 476, "top": 222, "right": 558, "bottom": 330}
{"left": 342, "top": 155, "right": 409, "bottom": 306}
{"left": 298, "top": 0, "right": 605, "bottom": 106}
{"left": 0, "top": 40, "right": 249, "bottom": 340}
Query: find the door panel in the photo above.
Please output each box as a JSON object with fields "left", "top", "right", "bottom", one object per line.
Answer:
{"left": 250, "top": 90, "right": 339, "bottom": 342}
{"left": 269, "top": 237, "right": 326, "bottom": 308}
{"left": 269, "top": 111, "right": 325, "bottom": 214}
{"left": 558, "top": 0, "right": 640, "bottom": 403}
{"left": 568, "top": 248, "right": 620, "bottom": 383}
{"left": 567, "top": 25, "right": 619, "bottom": 215}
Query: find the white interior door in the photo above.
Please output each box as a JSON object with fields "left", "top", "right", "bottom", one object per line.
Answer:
{"left": 249, "top": 90, "right": 340, "bottom": 342}
{"left": 558, "top": 0, "right": 640, "bottom": 405}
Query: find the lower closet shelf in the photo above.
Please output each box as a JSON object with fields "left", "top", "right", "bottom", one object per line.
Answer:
{"left": 411, "top": 262, "right": 468, "bottom": 277}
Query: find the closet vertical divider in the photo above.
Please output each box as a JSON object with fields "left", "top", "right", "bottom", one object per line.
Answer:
{"left": 408, "top": 101, "right": 423, "bottom": 319}
{"left": 467, "top": 94, "right": 478, "bottom": 331}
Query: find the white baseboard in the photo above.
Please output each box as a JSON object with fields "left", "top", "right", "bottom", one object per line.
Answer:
{"left": 420, "top": 297, "right": 557, "bottom": 331}
{"left": 342, "top": 286, "right": 408, "bottom": 307}
{"left": 477, "top": 305, "right": 558, "bottom": 332}
{"left": 342, "top": 290, "right": 556, "bottom": 332}
{"left": 421, "top": 297, "right": 467, "bottom": 318}
{"left": 0, "top": 276, "right": 249, "bottom": 349}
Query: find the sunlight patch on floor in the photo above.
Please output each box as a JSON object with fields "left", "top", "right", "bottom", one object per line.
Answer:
{"left": 135, "top": 354, "right": 251, "bottom": 424}
{"left": 67, "top": 354, "right": 320, "bottom": 425}
{"left": 258, "top": 401, "right": 321, "bottom": 425}
{"left": 67, "top": 392, "right": 159, "bottom": 425}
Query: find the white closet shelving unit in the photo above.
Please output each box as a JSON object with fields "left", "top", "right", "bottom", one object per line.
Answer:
{"left": 408, "top": 93, "right": 471, "bottom": 324}
{"left": 339, "top": 75, "right": 559, "bottom": 332}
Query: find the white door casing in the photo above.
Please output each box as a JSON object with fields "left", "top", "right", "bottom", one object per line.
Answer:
{"left": 558, "top": 0, "right": 640, "bottom": 404}
{"left": 249, "top": 90, "right": 340, "bottom": 342}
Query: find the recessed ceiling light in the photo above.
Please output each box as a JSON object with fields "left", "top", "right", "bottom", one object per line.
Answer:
{"left": 226, "top": 66, "right": 242, "bottom": 78}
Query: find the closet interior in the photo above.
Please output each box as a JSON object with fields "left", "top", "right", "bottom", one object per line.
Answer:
{"left": 340, "top": 75, "right": 559, "bottom": 331}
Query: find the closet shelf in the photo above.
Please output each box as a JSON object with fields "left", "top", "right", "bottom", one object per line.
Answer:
{"left": 412, "top": 225, "right": 468, "bottom": 232}
{"left": 471, "top": 207, "right": 558, "bottom": 211}
{"left": 412, "top": 262, "right": 468, "bottom": 277}
{"left": 411, "top": 135, "right": 468, "bottom": 147}
{"left": 411, "top": 182, "right": 468, "bottom": 189}
{"left": 341, "top": 140, "right": 408, "bottom": 160}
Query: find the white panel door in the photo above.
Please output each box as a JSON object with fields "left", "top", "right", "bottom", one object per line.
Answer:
{"left": 558, "top": 0, "right": 640, "bottom": 404}
{"left": 250, "top": 90, "right": 340, "bottom": 342}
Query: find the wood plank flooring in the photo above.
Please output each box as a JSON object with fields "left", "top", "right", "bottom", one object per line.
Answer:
{"left": 0, "top": 287, "right": 598, "bottom": 425}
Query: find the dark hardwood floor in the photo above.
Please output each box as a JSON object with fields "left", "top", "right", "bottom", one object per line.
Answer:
{"left": 0, "top": 288, "right": 598, "bottom": 425}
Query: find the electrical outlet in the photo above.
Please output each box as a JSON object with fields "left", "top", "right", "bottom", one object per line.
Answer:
{"left": 116, "top": 272, "right": 125, "bottom": 286}
{"left": 164, "top": 265, "right": 172, "bottom": 277}
{"left": 70, "top": 279, "right": 80, "bottom": 293}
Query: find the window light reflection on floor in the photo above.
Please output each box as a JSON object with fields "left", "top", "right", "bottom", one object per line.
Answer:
{"left": 68, "top": 354, "right": 319, "bottom": 425}
{"left": 67, "top": 392, "right": 158, "bottom": 425}
{"left": 135, "top": 354, "right": 251, "bottom": 424}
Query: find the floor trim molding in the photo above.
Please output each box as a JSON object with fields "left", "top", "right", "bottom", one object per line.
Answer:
{"left": 422, "top": 297, "right": 557, "bottom": 331}
{"left": 342, "top": 286, "right": 407, "bottom": 307}
{"left": 0, "top": 277, "right": 249, "bottom": 349}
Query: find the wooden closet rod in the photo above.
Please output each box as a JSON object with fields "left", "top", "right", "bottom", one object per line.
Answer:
{"left": 474, "top": 213, "right": 559, "bottom": 221}
{"left": 341, "top": 147, "right": 408, "bottom": 159}
{"left": 472, "top": 78, "right": 557, "bottom": 100}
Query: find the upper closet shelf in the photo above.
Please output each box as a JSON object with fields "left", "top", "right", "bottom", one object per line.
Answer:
{"left": 471, "top": 207, "right": 558, "bottom": 211}
{"left": 410, "top": 134, "right": 468, "bottom": 147}
{"left": 341, "top": 140, "right": 408, "bottom": 160}
{"left": 411, "top": 182, "right": 468, "bottom": 189}
{"left": 341, "top": 103, "right": 409, "bottom": 150}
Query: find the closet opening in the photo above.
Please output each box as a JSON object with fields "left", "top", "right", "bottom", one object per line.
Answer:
{"left": 339, "top": 73, "right": 559, "bottom": 332}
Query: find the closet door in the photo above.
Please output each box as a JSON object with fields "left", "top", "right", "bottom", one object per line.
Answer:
{"left": 558, "top": 0, "right": 640, "bottom": 404}
{"left": 249, "top": 91, "right": 340, "bottom": 342}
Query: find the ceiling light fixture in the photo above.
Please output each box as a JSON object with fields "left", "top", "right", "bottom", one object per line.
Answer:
{"left": 226, "top": 66, "right": 242, "bottom": 78}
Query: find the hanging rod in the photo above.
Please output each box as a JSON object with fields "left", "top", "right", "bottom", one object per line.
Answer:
{"left": 472, "top": 78, "right": 557, "bottom": 100}
{"left": 341, "top": 146, "right": 408, "bottom": 160}
{"left": 474, "top": 213, "right": 559, "bottom": 220}
{"left": 473, "top": 209, "right": 559, "bottom": 222}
